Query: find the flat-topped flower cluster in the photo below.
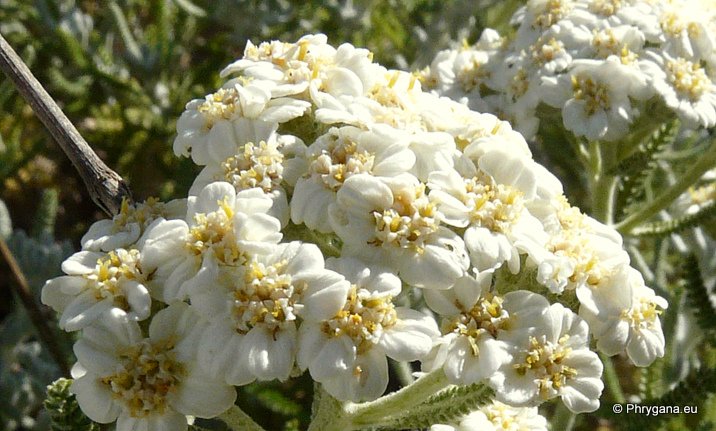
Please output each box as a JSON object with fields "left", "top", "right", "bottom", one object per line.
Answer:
{"left": 421, "top": 0, "right": 716, "bottom": 141}
{"left": 42, "top": 32, "right": 667, "bottom": 431}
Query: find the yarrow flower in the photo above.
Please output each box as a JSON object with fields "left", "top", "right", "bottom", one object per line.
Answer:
{"left": 491, "top": 303, "right": 604, "bottom": 413}
{"left": 193, "top": 241, "right": 350, "bottom": 385}
{"left": 70, "top": 304, "right": 236, "bottom": 431}
{"left": 298, "top": 257, "right": 439, "bottom": 401}
{"left": 42, "top": 248, "right": 149, "bottom": 331}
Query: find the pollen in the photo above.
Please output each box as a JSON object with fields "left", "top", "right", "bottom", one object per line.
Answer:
{"left": 666, "top": 57, "right": 711, "bottom": 101}
{"left": 463, "top": 175, "right": 524, "bottom": 233}
{"left": 513, "top": 334, "right": 577, "bottom": 399}
{"left": 321, "top": 285, "right": 398, "bottom": 354}
{"left": 571, "top": 74, "right": 611, "bottom": 115}
{"left": 369, "top": 185, "right": 439, "bottom": 252}
{"left": 198, "top": 87, "right": 241, "bottom": 129}
{"left": 445, "top": 292, "right": 509, "bottom": 356}
{"left": 222, "top": 140, "right": 285, "bottom": 192}
{"left": 87, "top": 249, "right": 142, "bottom": 308}
{"left": 112, "top": 197, "right": 166, "bottom": 234}
{"left": 187, "top": 198, "right": 245, "bottom": 266}
{"left": 100, "top": 339, "right": 186, "bottom": 418}
{"left": 309, "top": 135, "right": 376, "bottom": 191}
{"left": 232, "top": 259, "right": 303, "bottom": 334}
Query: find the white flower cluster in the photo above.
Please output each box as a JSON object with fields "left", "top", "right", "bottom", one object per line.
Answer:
{"left": 422, "top": 0, "right": 716, "bottom": 141}
{"left": 430, "top": 400, "right": 547, "bottom": 431}
{"left": 42, "top": 33, "right": 667, "bottom": 430}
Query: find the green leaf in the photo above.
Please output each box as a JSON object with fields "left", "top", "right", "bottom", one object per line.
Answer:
{"left": 44, "top": 378, "right": 99, "bottom": 431}
{"left": 374, "top": 384, "right": 494, "bottom": 430}
{"left": 614, "top": 120, "right": 679, "bottom": 217}
{"left": 629, "top": 201, "right": 716, "bottom": 237}
{"left": 622, "top": 366, "right": 716, "bottom": 431}
{"left": 681, "top": 255, "right": 716, "bottom": 335}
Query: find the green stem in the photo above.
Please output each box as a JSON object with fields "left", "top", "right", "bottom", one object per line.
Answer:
{"left": 307, "top": 384, "right": 350, "bottom": 431}
{"left": 551, "top": 402, "right": 577, "bottom": 431}
{"left": 346, "top": 368, "right": 449, "bottom": 426}
{"left": 616, "top": 138, "right": 716, "bottom": 234}
{"left": 218, "top": 405, "right": 266, "bottom": 431}
{"left": 600, "top": 353, "right": 626, "bottom": 404}
{"left": 390, "top": 359, "right": 415, "bottom": 387}
{"left": 589, "top": 140, "right": 617, "bottom": 224}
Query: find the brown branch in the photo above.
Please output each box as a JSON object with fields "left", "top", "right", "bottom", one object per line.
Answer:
{"left": 0, "top": 238, "right": 71, "bottom": 376}
{"left": 0, "top": 32, "right": 132, "bottom": 216}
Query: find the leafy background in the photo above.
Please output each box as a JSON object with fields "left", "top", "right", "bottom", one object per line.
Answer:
{"left": 1, "top": 1, "right": 715, "bottom": 430}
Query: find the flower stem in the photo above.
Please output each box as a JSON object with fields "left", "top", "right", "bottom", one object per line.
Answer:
{"left": 615, "top": 137, "right": 716, "bottom": 234}
{"left": 219, "top": 405, "right": 266, "bottom": 431}
{"left": 589, "top": 140, "right": 618, "bottom": 224}
{"left": 307, "top": 384, "right": 350, "bottom": 431}
{"left": 600, "top": 353, "right": 626, "bottom": 404}
{"left": 551, "top": 402, "right": 577, "bottom": 431}
{"left": 346, "top": 368, "right": 449, "bottom": 426}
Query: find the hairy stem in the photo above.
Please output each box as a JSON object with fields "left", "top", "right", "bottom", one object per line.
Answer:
{"left": 0, "top": 32, "right": 131, "bottom": 216}
{"left": 346, "top": 368, "right": 449, "bottom": 426}
{"left": 600, "top": 352, "right": 626, "bottom": 404}
{"left": 218, "top": 405, "right": 266, "bottom": 431}
{"left": 307, "top": 384, "right": 350, "bottom": 431}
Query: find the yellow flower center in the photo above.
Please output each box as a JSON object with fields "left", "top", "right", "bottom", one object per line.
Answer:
{"left": 571, "top": 74, "right": 611, "bottom": 115}
{"left": 187, "top": 198, "right": 245, "bottom": 266}
{"left": 232, "top": 259, "right": 303, "bottom": 334}
{"left": 621, "top": 298, "right": 663, "bottom": 331}
{"left": 100, "top": 338, "right": 186, "bottom": 418}
{"left": 321, "top": 285, "right": 398, "bottom": 354}
{"left": 513, "top": 335, "right": 578, "bottom": 399}
{"left": 309, "top": 137, "right": 375, "bottom": 191}
{"left": 87, "top": 249, "right": 142, "bottom": 308}
{"left": 369, "top": 184, "right": 439, "bottom": 253}
{"left": 198, "top": 88, "right": 241, "bottom": 129}
{"left": 532, "top": 0, "right": 572, "bottom": 29}
{"left": 445, "top": 292, "right": 509, "bottom": 356}
{"left": 464, "top": 176, "right": 524, "bottom": 233}
{"left": 666, "top": 58, "right": 711, "bottom": 101}
{"left": 222, "top": 141, "right": 285, "bottom": 192}
{"left": 112, "top": 197, "right": 165, "bottom": 234}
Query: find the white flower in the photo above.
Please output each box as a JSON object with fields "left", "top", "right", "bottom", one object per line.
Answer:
{"left": 191, "top": 241, "right": 350, "bottom": 385}
{"left": 81, "top": 198, "right": 186, "bottom": 252}
{"left": 577, "top": 265, "right": 668, "bottom": 366}
{"left": 291, "top": 125, "right": 415, "bottom": 232}
{"left": 491, "top": 303, "right": 604, "bottom": 413}
{"left": 42, "top": 248, "right": 149, "bottom": 332}
{"left": 535, "top": 196, "right": 630, "bottom": 294}
{"left": 70, "top": 304, "right": 236, "bottom": 431}
{"left": 174, "top": 79, "right": 309, "bottom": 165}
{"left": 190, "top": 132, "right": 306, "bottom": 226}
{"left": 429, "top": 401, "right": 547, "bottom": 431}
{"left": 298, "top": 257, "right": 439, "bottom": 402}
{"left": 428, "top": 151, "right": 549, "bottom": 275}
{"left": 422, "top": 277, "right": 552, "bottom": 386}
{"left": 328, "top": 174, "right": 468, "bottom": 290}
{"left": 140, "top": 182, "right": 281, "bottom": 302}
{"left": 541, "top": 58, "right": 652, "bottom": 141}
{"left": 645, "top": 50, "right": 716, "bottom": 128}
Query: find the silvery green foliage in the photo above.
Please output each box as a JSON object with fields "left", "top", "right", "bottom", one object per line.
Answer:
{"left": 0, "top": 193, "right": 74, "bottom": 431}
{"left": 6, "top": 231, "right": 74, "bottom": 296}
{"left": 0, "top": 313, "right": 59, "bottom": 431}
